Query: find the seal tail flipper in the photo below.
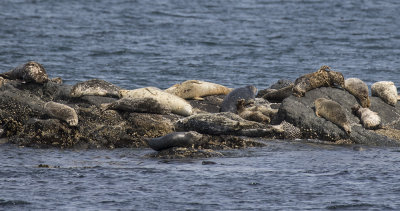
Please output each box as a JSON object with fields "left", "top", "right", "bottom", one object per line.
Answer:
{"left": 193, "top": 96, "right": 205, "bottom": 101}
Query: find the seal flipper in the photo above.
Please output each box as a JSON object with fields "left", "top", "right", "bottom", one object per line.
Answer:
{"left": 193, "top": 96, "right": 205, "bottom": 101}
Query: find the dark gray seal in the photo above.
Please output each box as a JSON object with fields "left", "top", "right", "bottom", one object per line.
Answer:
{"left": 70, "top": 79, "right": 121, "bottom": 98}
{"left": 101, "top": 97, "right": 171, "bottom": 114}
{"left": 145, "top": 131, "right": 202, "bottom": 151}
{"left": 220, "top": 85, "right": 257, "bottom": 113}
{"left": 0, "top": 61, "right": 48, "bottom": 84}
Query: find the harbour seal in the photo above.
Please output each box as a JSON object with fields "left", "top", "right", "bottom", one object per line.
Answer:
{"left": 165, "top": 80, "right": 232, "bottom": 100}
{"left": 220, "top": 85, "right": 257, "bottom": 113}
{"left": 314, "top": 98, "right": 351, "bottom": 134}
{"left": 293, "top": 65, "right": 345, "bottom": 97}
{"left": 236, "top": 99, "right": 271, "bottom": 123}
{"left": 145, "top": 131, "right": 202, "bottom": 151}
{"left": 101, "top": 97, "right": 171, "bottom": 114}
{"left": 260, "top": 85, "right": 294, "bottom": 103}
{"left": 352, "top": 104, "right": 381, "bottom": 130}
{"left": 0, "top": 61, "right": 48, "bottom": 84}
{"left": 371, "top": 81, "right": 397, "bottom": 106}
{"left": 176, "top": 112, "right": 283, "bottom": 137}
{"left": 44, "top": 101, "right": 78, "bottom": 126}
{"left": 344, "top": 78, "right": 370, "bottom": 108}
{"left": 70, "top": 79, "right": 121, "bottom": 98}
{"left": 118, "top": 87, "right": 193, "bottom": 116}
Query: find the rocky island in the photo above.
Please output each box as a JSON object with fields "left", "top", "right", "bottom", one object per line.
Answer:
{"left": 0, "top": 62, "right": 399, "bottom": 158}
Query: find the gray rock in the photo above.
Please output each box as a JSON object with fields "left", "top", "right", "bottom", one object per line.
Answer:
{"left": 277, "top": 87, "right": 400, "bottom": 146}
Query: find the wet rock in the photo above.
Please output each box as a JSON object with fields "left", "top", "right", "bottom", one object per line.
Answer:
{"left": 278, "top": 87, "right": 400, "bottom": 146}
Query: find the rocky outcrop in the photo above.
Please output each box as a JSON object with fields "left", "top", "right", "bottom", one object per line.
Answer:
{"left": 277, "top": 87, "right": 400, "bottom": 146}
{"left": 1, "top": 62, "right": 400, "bottom": 157}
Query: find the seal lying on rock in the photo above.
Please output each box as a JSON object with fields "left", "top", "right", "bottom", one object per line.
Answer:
{"left": 176, "top": 112, "right": 283, "bottom": 137}
{"left": 237, "top": 99, "right": 271, "bottom": 123}
{"left": 44, "top": 101, "right": 78, "bottom": 126}
{"left": 145, "top": 131, "right": 202, "bottom": 151}
{"left": 70, "top": 79, "right": 121, "bottom": 98}
{"left": 352, "top": 104, "right": 381, "bottom": 130}
{"left": 0, "top": 61, "right": 48, "bottom": 84}
{"left": 314, "top": 98, "right": 351, "bottom": 134}
{"left": 220, "top": 85, "right": 257, "bottom": 113}
{"left": 293, "top": 65, "right": 345, "bottom": 97}
{"left": 257, "top": 79, "right": 294, "bottom": 102}
{"left": 371, "top": 81, "right": 397, "bottom": 106}
{"left": 119, "top": 87, "right": 193, "bottom": 116}
{"left": 165, "top": 80, "right": 232, "bottom": 100}
{"left": 101, "top": 97, "right": 171, "bottom": 114}
{"left": 344, "top": 78, "right": 370, "bottom": 108}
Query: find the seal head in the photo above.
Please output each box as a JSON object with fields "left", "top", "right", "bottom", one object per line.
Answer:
{"left": 0, "top": 61, "right": 48, "bottom": 83}
{"left": 220, "top": 85, "right": 257, "bottom": 113}
{"left": 293, "top": 65, "right": 345, "bottom": 97}
{"left": 345, "top": 78, "right": 371, "bottom": 108}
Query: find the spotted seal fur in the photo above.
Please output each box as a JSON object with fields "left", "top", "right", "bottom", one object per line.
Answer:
{"left": 293, "top": 65, "right": 345, "bottom": 97}
{"left": 165, "top": 80, "right": 232, "bottom": 100}
{"left": 119, "top": 87, "right": 193, "bottom": 116}
{"left": 371, "top": 81, "right": 397, "bottom": 106}
{"left": 344, "top": 78, "right": 370, "bottom": 108}
{"left": 314, "top": 98, "right": 351, "bottom": 134}
{"left": 70, "top": 79, "right": 121, "bottom": 98}
{"left": 0, "top": 61, "right": 48, "bottom": 84}
{"left": 352, "top": 104, "right": 381, "bottom": 130}
{"left": 44, "top": 101, "right": 78, "bottom": 126}
{"left": 101, "top": 97, "right": 171, "bottom": 114}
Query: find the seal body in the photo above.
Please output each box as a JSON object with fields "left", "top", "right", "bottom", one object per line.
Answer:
{"left": 344, "top": 78, "right": 370, "bottom": 108}
{"left": 293, "top": 65, "right": 345, "bottom": 97}
{"left": 44, "top": 101, "right": 78, "bottom": 126}
{"left": 236, "top": 99, "right": 270, "bottom": 123}
{"left": 0, "top": 61, "right": 48, "bottom": 83}
{"left": 352, "top": 104, "right": 381, "bottom": 129}
{"left": 70, "top": 79, "right": 121, "bottom": 98}
{"left": 118, "top": 87, "right": 193, "bottom": 116}
{"left": 145, "top": 131, "right": 202, "bottom": 151}
{"left": 165, "top": 80, "right": 232, "bottom": 100}
{"left": 371, "top": 81, "right": 397, "bottom": 106}
{"left": 101, "top": 97, "right": 171, "bottom": 114}
{"left": 220, "top": 85, "right": 257, "bottom": 113}
{"left": 314, "top": 98, "right": 351, "bottom": 134}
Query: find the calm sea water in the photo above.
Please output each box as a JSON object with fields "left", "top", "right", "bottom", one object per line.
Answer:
{"left": 1, "top": 0, "right": 400, "bottom": 210}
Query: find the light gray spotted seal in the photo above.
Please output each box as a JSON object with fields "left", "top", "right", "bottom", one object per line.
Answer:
{"left": 0, "top": 61, "right": 48, "bottom": 84}
{"left": 352, "top": 104, "right": 381, "bottom": 130}
{"left": 371, "top": 81, "right": 397, "bottom": 106}
{"left": 220, "top": 85, "right": 257, "bottom": 113}
{"left": 145, "top": 131, "right": 202, "bottom": 151}
{"left": 44, "top": 101, "right": 78, "bottom": 126}
{"left": 70, "top": 79, "right": 121, "bottom": 98}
